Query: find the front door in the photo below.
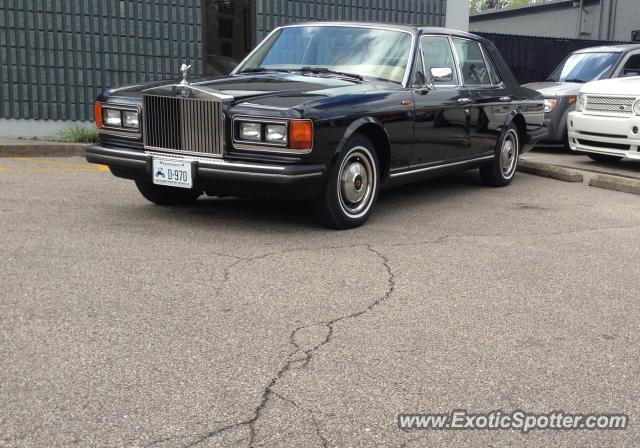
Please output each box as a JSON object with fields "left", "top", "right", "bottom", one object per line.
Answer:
{"left": 411, "top": 35, "right": 471, "bottom": 167}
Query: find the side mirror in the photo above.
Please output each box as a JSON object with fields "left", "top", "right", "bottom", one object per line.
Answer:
{"left": 430, "top": 67, "right": 454, "bottom": 83}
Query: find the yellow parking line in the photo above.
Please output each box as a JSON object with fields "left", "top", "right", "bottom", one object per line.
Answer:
{"left": 9, "top": 157, "right": 87, "bottom": 166}
{"left": 0, "top": 167, "right": 106, "bottom": 173}
{"left": 0, "top": 157, "right": 109, "bottom": 173}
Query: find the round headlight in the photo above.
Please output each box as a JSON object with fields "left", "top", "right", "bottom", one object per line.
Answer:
{"left": 634, "top": 99, "right": 640, "bottom": 116}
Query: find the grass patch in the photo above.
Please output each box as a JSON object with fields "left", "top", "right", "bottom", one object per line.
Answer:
{"left": 53, "top": 124, "right": 99, "bottom": 143}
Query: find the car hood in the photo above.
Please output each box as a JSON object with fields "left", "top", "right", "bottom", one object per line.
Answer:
{"left": 579, "top": 76, "right": 640, "bottom": 96}
{"left": 522, "top": 81, "right": 583, "bottom": 97}
{"left": 104, "top": 72, "right": 395, "bottom": 110}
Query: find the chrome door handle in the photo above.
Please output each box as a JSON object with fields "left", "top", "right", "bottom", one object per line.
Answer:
{"left": 458, "top": 98, "right": 472, "bottom": 104}
{"left": 499, "top": 96, "right": 512, "bottom": 102}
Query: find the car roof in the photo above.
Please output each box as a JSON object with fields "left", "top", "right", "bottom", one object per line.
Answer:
{"left": 574, "top": 44, "right": 640, "bottom": 54}
{"left": 280, "top": 22, "right": 479, "bottom": 39}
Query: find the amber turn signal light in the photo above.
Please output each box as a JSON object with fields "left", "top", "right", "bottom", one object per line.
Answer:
{"left": 94, "top": 102, "right": 103, "bottom": 129}
{"left": 288, "top": 120, "right": 313, "bottom": 150}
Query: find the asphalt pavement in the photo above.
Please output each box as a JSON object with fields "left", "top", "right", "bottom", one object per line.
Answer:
{"left": 1, "top": 157, "right": 640, "bottom": 447}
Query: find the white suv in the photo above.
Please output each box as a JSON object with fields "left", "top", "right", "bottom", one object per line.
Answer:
{"left": 568, "top": 76, "right": 640, "bottom": 162}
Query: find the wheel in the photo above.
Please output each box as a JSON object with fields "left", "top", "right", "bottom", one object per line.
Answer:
{"left": 312, "top": 134, "right": 379, "bottom": 229}
{"left": 135, "top": 180, "right": 201, "bottom": 206}
{"left": 586, "top": 153, "right": 623, "bottom": 163}
{"left": 480, "top": 124, "right": 520, "bottom": 187}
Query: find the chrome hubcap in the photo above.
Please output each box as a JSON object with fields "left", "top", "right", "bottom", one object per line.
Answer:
{"left": 500, "top": 131, "right": 518, "bottom": 177}
{"left": 341, "top": 161, "right": 368, "bottom": 204}
{"left": 338, "top": 147, "right": 375, "bottom": 217}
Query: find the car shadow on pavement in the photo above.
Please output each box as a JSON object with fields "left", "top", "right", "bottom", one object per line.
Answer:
{"left": 154, "top": 170, "right": 486, "bottom": 229}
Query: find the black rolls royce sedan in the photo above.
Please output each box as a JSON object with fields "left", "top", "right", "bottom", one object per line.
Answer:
{"left": 86, "top": 22, "right": 546, "bottom": 229}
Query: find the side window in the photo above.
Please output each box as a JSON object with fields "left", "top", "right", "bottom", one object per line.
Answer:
{"left": 412, "top": 50, "right": 426, "bottom": 87}
{"left": 453, "top": 38, "right": 492, "bottom": 86}
{"left": 421, "top": 36, "right": 459, "bottom": 86}
{"left": 483, "top": 46, "right": 502, "bottom": 85}
{"left": 620, "top": 54, "right": 640, "bottom": 77}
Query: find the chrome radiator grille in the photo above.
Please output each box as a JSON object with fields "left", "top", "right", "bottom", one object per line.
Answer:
{"left": 585, "top": 96, "right": 636, "bottom": 116}
{"left": 143, "top": 95, "right": 224, "bottom": 156}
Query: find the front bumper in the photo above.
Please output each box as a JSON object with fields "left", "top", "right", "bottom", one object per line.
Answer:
{"left": 523, "top": 127, "right": 549, "bottom": 152}
{"left": 86, "top": 145, "right": 327, "bottom": 199}
{"left": 540, "top": 104, "right": 570, "bottom": 144}
{"left": 567, "top": 112, "right": 640, "bottom": 160}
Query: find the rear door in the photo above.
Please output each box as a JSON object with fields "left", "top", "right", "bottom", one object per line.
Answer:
{"left": 452, "top": 38, "right": 511, "bottom": 155}
{"left": 411, "top": 35, "right": 471, "bottom": 166}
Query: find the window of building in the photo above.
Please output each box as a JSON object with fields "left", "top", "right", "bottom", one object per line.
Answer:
{"left": 203, "top": 0, "right": 253, "bottom": 75}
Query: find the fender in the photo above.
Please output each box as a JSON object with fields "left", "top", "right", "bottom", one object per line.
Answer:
{"left": 500, "top": 109, "right": 525, "bottom": 144}
{"left": 333, "top": 116, "right": 391, "bottom": 158}
{"left": 503, "top": 109, "right": 521, "bottom": 132}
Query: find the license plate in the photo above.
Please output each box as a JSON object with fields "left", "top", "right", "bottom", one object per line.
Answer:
{"left": 152, "top": 158, "right": 193, "bottom": 189}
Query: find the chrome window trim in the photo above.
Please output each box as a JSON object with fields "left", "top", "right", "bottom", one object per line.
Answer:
{"left": 411, "top": 44, "right": 427, "bottom": 88}
{"left": 448, "top": 35, "right": 466, "bottom": 89}
{"left": 231, "top": 115, "right": 313, "bottom": 155}
{"left": 478, "top": 42, "right": 503, "bottom": 86}
{"left": 99, "top": 103, "right": 142, "bottom": 138}
{"left": 450, "top": 36, "right": 499, "bottom": 88}
{"left": 418, "top": 34, "right": 463, "bottom": 89}
{"left": 232, "top": 23, "right": 417, "bottom": 88}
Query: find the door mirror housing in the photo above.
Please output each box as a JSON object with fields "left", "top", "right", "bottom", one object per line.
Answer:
{"left": 430, "top": 67, "right": 454, "bottom": 83}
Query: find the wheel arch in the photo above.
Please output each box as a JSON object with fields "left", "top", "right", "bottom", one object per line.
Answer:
{"left": 505, "top": 110, "right": 526, "bottom": 147}
{"left": 335, "top": 117, "right": 391, "bottom": 180}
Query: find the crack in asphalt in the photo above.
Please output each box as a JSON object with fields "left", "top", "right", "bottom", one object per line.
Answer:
{"left": 218, "top": 243, "right": 366, "bottom": 289}
{"left": 219, "top": 223, "right": 640, "bottom": 287}
{"left": 271, "top": 391, "right": 329, "bottom": 448}
{"left": 176, "top": 245, "right": 396, "bottom": 448}
{"left": 147, "top": 223, "right": 640, "bottom": 447}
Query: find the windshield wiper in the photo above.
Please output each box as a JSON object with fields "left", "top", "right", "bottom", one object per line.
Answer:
{"left": 237, "top": 67, "right": 290, "bottom": 74}
{"left": 563, "top": 78, "right": 587, "bottom": 83}
{"left": 297, "top": 67, "right": 363, "bottom": 82}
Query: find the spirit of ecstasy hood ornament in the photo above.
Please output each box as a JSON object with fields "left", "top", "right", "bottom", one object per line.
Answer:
{"left": 179, "top": 63, "right": 192, "bottom": 85}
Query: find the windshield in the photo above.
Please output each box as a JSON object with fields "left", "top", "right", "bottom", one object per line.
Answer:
{"left": 236, "top": 26, "right": 414, "bottom": 84}
{"left": 548, "top": 52, "right": 621, "bottom": 83}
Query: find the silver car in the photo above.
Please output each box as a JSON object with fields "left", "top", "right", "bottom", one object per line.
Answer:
{"left": 524, "top": 44, "right": 640, "bottom": 148}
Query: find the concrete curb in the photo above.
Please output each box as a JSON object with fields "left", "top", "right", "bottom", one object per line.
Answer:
{"left": 517, "top": 159, "right": 584, "bottom": 183}
{"left": 589, "top": 174, "right": 640, "bottom": 195}
{"left": 0, "top": 142, "right": 87, "bottom": 158}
